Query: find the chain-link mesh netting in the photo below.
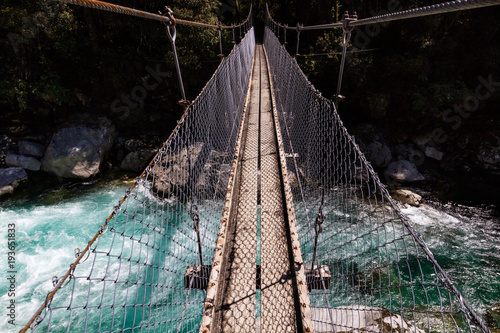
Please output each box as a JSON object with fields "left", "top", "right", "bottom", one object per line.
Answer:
{"left": 264, "top": 24, "right": 490, "bottom": 333}
{"left": 24, "top": 28, "right": 255, "bottom": 333}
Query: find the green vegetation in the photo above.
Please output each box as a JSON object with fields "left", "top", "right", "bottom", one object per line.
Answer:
{"left": 0, "top": 0, "right": 498, "bottom": 138}
{"left": 0, "top": 0, "right": 225, "bottom": 123}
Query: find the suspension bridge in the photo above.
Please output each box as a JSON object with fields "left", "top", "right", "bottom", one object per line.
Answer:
{"left": 21, "top": 1, "right": 500, "bottom": 332}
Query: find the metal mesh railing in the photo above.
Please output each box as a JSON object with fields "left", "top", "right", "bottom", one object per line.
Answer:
{"left": 264, "top": 25, "right": 491, "bottom": 333}
{"left": 23, "top": 27, "right": 255, "bottom": 333}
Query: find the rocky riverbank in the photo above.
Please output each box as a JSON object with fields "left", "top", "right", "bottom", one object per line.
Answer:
{"left": 349, "top": 119, "right": 500, "bottom": 206}
{"left": 0, "top": 112, "right": 172, "bottom": 199}
{"left": 1, "top": 108, "right": 499, "bottom": 206}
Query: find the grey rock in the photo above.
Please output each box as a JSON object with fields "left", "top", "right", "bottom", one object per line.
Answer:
{"left": 0, "top": 185, "right": 14, "bottom": 197}
{"left": 412, "top": 132, "right": 434, "bottom": 147}
{"left": 365, "top": 142, "right": 392, "bottom": 168}
{"left": 124, "top": 139, "right": 147, "bottom": 152}
{"left": 425, "top": 146, "right": 444, "bottom": 161}
{"left": 151, "top": 142, "right": 205, "bottom": 196}
{"left": 384, "top": 160, "right": 425, "bottom": 182}
{"left": 116, "top": 150, "right": 125, "bottom": 162}
{"left": 0, "top": 167, "right": 28, "bottom": 197}
{"left": 391, "top": 188, "right": 423, "bottom": 207}
{"left": 394, "top": 144, "right": 425, "bottom": 165}
{"left": 18, "top": 141, "right": 46, "bottom": 158}
{"left": 0, "top": 167, "right": 27, "bottom": 187}
{"left": 120, "top": 149, "right": 157, "bottom": 172}
{"left": 312, "top": 306, "right": 425, "bottom": 333}
{"left": 41, "top": 117, "right": 116, "bottom": 179}
{"left": 477, "top": 138, "right": 500, "bottom": 174}
{"left": 485, "top": 304, "right": 500, "bottom": 329}
{"left": 6, "top": 154, "right": 41, "bottom": 171}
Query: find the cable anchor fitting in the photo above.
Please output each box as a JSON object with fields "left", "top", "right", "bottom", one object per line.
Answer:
{"left": 335, "top": 11, "right": 357, "bottom": 110}
{"left": 189, "top": 204, "right": 204, "bottom": 267}
{"left": 52, "top": 276, "right": 61, "bottom": 288}
{"left": 311, "top": 190, "right": 327, "bottom": 270}
{"left": 217, "top": 22, "right": 225, "bottom": 59}
{"left": 342, "top": 11, "right": 357, "bottom": 32}
{"left": 295, "top": 23, "right": 303, "bottom": 57}
{"left": 30, "top": 315, "right": 44, "bottom": 331}
{"left": 284, "top": 24, "right": 288, "bottom": 45}
{"left": 164, "top": 8, "right": 190, "bottom": 109}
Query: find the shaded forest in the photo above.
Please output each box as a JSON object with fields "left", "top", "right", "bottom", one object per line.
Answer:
{"left": 1, "top": 0, "right": 499, "bottom": 203}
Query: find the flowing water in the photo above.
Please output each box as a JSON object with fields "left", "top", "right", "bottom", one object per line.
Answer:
{"left": 1, "top": 178, "right": 499, "bottom": 332}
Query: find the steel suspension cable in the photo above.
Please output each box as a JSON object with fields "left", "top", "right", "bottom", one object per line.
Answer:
{"left": 350, "top": 0, "right": 500, "bottom": 28}
{"left": 268, "top": 0, "right": 500, "bottom": 31}
{"left": 56, "top": 0, "right": 252, "bottom": 29}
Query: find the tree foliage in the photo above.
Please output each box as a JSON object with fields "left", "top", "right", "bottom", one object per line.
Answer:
{"left": 1, "top": 0, "right": 498, "bottom": 135}
{"left": 0, "top": 0, "right": 228, "bottom": 121}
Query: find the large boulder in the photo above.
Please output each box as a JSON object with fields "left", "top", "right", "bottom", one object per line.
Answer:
{"left": 6, "top": 154, "right": 41, "bottom": 171}
{"left": 41, "top": 117, "right": 116, "bottom": 179}
{"left": 312, "top": 306, "right": 425, "bottom": 333}
{"left": 149, "top": 143, "right": 231, "bottom": 199}
{"left": 384, "top": 160, "right": 425, "bottom": 182}
{"left": 477, "top": 137, "right": 500, "bottom": 175}
{"left": 365, "top": 141, "right": 392, "bottom": 168}
{"left": 151, "top": 142, "right": 206, "bottom": 197}
{"left": 0, "top": 167, "right": 28, "bottom": 198}
{"left": 120, "top": 149, "right": 157, "bottom": 172}
{"left": 18, "top": 141, "right": 46, "bottom": 158}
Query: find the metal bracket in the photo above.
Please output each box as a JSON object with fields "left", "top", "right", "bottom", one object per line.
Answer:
{"left": 189, "top": 204, "right": 203, "bottom": 267}
{"left": 311, "top": 191, "right": 326, "bottom": 269}
{"left": 336, "top": 11, "right": 357, "bottom": 109}
{"left": 164, "top": 9, "right": 190, "bottom": 108}
{"left": 284, "top": 24, "right": 288, "bottom": 45}
{"left": 217, "top": 22, "right": 224, "bottom": 59}
{"left": 295, "top": 23, "right": 303, "bottom": 56}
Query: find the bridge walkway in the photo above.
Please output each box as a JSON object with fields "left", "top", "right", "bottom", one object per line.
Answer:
{"left": 220, "top": 44, "right": 298, "bottom": 332}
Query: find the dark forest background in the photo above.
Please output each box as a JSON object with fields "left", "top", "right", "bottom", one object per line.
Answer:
{"left": 1, "top": 0, "right": 499, "bottom": 203}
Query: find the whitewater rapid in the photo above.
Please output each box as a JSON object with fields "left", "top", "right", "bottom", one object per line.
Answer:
{"left": 0, "top": 180, "right": 498, "bottom": 331}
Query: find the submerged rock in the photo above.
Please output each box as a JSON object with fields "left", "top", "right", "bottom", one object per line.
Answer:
{"left": 384, "top": 160, "right": 425, "bottom": 182}
{"left": 365, "top": 141, "right": 392, "bottom": 168}
{"left": 0, "top": 167, "right": 28, "bottom": 198}
{"left": 391, "top": 188, "right": 423, "bottom": 207}
{"left": 41, "top": 117, "right": 116, "bottom": 179}
{"left": 312, "top": 306, "right": 425, "bottom": 333}
{"left": 486, "top": 304, "right": 500, "bottom": 332}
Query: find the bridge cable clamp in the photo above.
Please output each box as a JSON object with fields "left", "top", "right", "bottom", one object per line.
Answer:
{"left": 74, "top": 248, "right": 82, "bottom": 258}
{"left": 217, "top": 22, "right": 225, "bottom": 58}
{"left": 30, "top": 315, "right": 44, "bottom": 331}
{"left": 52, "top": 276, "right": 61, "bottom": 287}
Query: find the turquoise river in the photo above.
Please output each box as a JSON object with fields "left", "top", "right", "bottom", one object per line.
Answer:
{"left": 0, "top": 177, "right": 499, "bottom": 332}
